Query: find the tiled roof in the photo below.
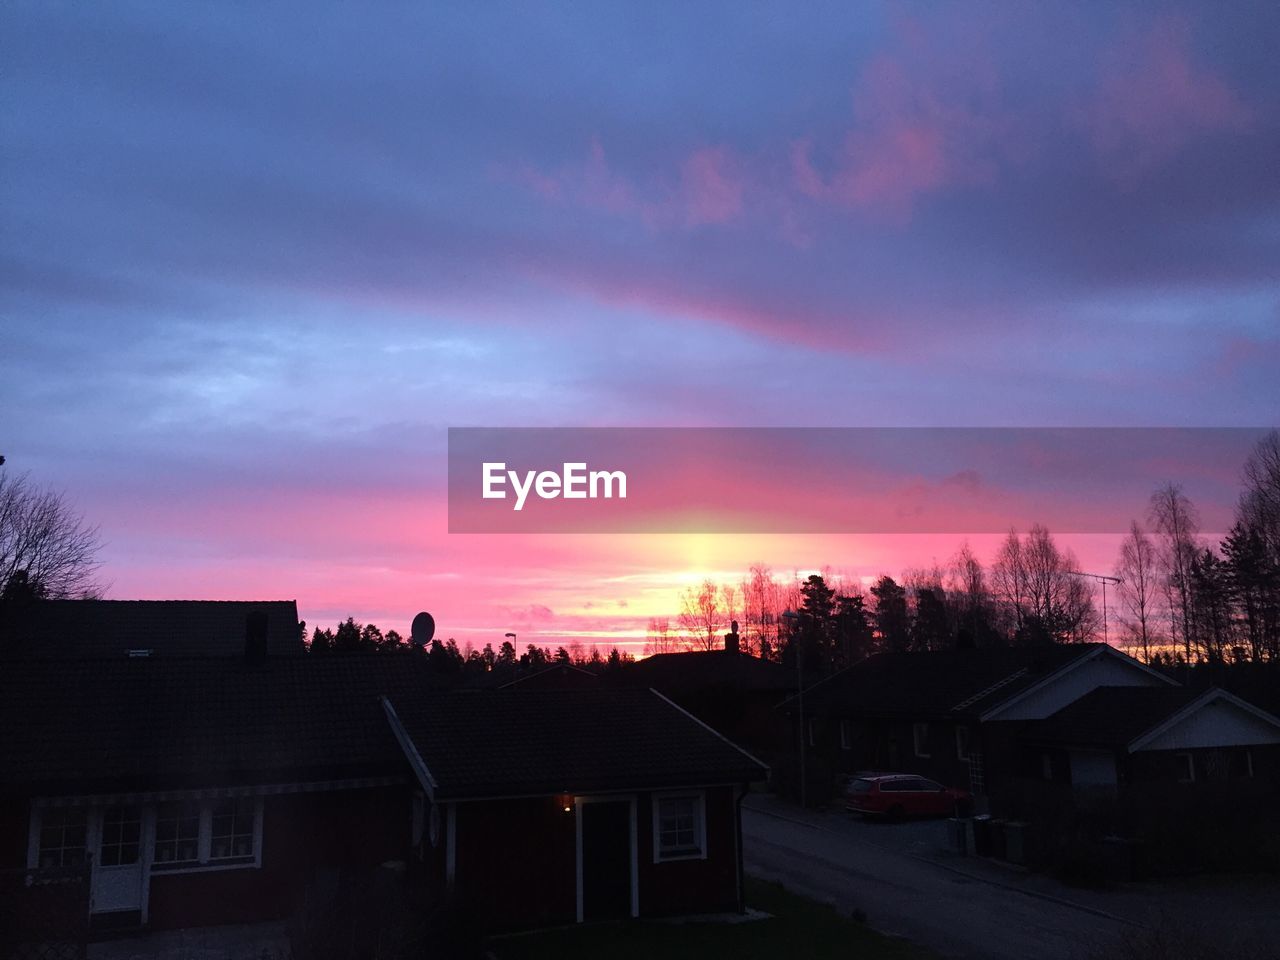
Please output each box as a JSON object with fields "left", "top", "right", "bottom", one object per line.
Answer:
{"left": 0, "top": 653, "right": 449, "bottom": 795}
{"left": 800, "top": 645, "right": 1100, "bottom": 720}
{"left": 1022, "top": 686, "right": 1207, "bottom": 748}
{"left": 0, "top": 599, "right": 304, "bottom": 658}
{"left": 387, "top": 688, "right": 769, "bottom": 800}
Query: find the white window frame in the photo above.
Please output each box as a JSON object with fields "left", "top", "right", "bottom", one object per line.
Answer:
{"left": 30, "top": 806, "right": 90, "bottom": 870}
{"left": 913, "top": 722, "right": 931, "bottom": 759}
{"left": 1175, "top": 752, "right": 1195, "bottom": 784}
{"left": 651, "top": 791, "right": 707, "bottom": 863}
{"left": 840, "top": 719, "right": 851, "bottom": 751}
{"left": 144, "top": 796, "right": 264, "bottom": 875}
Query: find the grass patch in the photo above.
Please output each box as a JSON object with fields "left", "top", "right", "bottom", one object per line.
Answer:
{"left": 490, "top": 877, "right": 932, "bottom": 960}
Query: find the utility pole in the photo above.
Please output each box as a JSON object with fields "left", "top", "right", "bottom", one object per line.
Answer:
{"left": 782, "top": 610, "right": 806, "bottom": 808}
{"left": 1068, "top": 571, "right": 1122, "bottom": 644}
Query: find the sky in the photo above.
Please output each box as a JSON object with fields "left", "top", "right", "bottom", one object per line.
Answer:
{"left": 2, "top": 2, "right": 1278, "bottom": 652}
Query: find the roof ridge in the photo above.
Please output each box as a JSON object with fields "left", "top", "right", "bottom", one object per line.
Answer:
{"left": 951, "top": 666, "right": 1029, "bottom": 711}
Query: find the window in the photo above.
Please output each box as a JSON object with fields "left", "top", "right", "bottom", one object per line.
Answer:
{"left": 1176, "top": 753, "right": 1195, "bottom": 783}
{"left": 210, "top": 798, "right": 256, "bottom": 861}
{"left": 653, "top": 793, "right": 705, "bottom": 862}
{"left": 1226, "top": 748, "right": 1254, "bottom": 779}
{"left": 840, "top": 720, "right": 851, "bottom": 751}
{"left": 154, "top": 802, "right": 201, "bottom": 866}
{"left": 913, "top": 722, "right": 931, "bottom": 758}
{"left": 806, "top": 718, "right": 817, "bottom": 748}
{"left": 153, "top": 796, "right": 262, "bottom": 871}
{"left": 955, "top": 726, "right": 971, "bottom": 760}
{"left": 38, "top": 808, "right": 87, "bottom": 868}
{"left": 99, "top": 806, "right": 141, "bottom": 866}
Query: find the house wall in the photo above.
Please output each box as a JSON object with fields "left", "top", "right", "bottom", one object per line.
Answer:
{"left": 1067, "top": 749, "right": 1118, "bottom": 787}
{"left": 636, "top": 785, "right": 740, "bottom": 917}
{"left": 452, "top": 796, "right": 577, "bottom": 930}
{"left": 147, "top": 785, "right": 412, "bottom": 930}
{"left": 1137, "top": 700, "right": 1280, "bottom": 751}
{"left": 1127, "top": 744, "right": 1280, "bottom": 785}
{"left": 986, "top": 655, "right": 1167, "bottom": 721}
{"left": 449, "top": 785, "right": 744, "bottom": 930}
{"left": 0, "top": 797, "right": 28, "bottom": 869}
{"left": 808, "top": 716, "right": 977, "bottom": 794}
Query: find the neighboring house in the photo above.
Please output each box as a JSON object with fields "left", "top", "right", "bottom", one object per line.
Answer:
{"left": 0, "top": 599, "right": 769, "bottom": 939}
{"left": 796, "top": 644, "right": 1174, "bottom": 805}
{"left": 1021, "top": 686, "right": 1280, "bottom": 791}
{"left": 0, "top": 649, "right": 441, "bottom": 933}
{"left": 618, "top": 634, "right": 795, "bottom": 771}
{"left": 384, "top": 688, "right": 768, "bottom": 929}
{"left": 499, "top": 662, "right": 601, "bottom": 689}
{"left": 0, "top": 598, "right": 304, "bottom": 658}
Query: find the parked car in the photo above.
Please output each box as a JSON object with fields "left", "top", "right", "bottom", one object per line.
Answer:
{"left": 843, "top": 773, "right": 970, "bottom": 819}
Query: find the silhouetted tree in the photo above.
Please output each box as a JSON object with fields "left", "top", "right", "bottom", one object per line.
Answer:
{"left": 0, "top": 470, "right": 102, "bottom": 600}
{"left": 1115, "top": 520, "right": 1161, "bottom": 662}
{"left": 678, "top": 578, "right": 727, "bottom": 651}
{"left": 871, "top": 576, "right": 910, "bottom": 653}
{"left": 911, "top": 586, "right": 951, "bottom": 652}
{"left": 1222, "top": 521, "right": 1278, "bottom": 662}
{"left": 1150, "top": 482, "right": 1200, "bottom": 662}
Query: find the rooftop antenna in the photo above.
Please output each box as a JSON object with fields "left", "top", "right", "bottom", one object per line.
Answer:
{"left": 410, "top": 611, "right": 436, "bottom": 649}
{"left": 1067, "top": 571, "right": 1122, "bottom": 645}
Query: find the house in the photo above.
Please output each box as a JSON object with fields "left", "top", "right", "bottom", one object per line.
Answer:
{"left": 618, "top": 630, "right": 795, "bottom": 771}
{"left": 1021, "top": 686, "right": 1280, "bottom": 791}
{"left": 0, "top": 648, "right": 444, "bottom": 934}
{"left": 499, "top": 661, "right": 601, "bottom": 689}
{"left": 1, "top": 599, "right": 768, "bottom": 941}
{"left": 384, "top": 687, "right": 769, "bottom": 929}
{"left": 0, "top": 598, "right": 305, "bottom": 658}
{"left": 795, "top": 643, "right": 1175, "bottom": 805}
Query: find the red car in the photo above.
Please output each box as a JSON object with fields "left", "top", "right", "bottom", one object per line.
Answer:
{"left": 843, "top": 773, "right": 970, "bottom": 819}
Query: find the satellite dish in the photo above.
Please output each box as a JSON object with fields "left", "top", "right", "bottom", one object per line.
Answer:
{"left": 410, "top": 611, "right": 435, "bottom": 647}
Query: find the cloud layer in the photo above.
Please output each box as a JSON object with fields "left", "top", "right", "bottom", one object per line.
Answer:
{"left": 2, "top": 2, "right": 1277, "bottom": 646}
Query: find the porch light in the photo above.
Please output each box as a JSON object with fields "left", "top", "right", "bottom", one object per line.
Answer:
{"left": 557, "top": 793, "right": 574, "bottom": 813}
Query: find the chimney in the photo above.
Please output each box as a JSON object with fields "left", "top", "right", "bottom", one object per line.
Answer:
{"left": 724, "top": 620, "right": 740, "bottom": 655}
{"left": 245, "top": 610, "right": 269, "bottom": 665}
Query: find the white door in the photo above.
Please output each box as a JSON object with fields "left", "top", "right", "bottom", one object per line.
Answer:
{"left": 92, "top": 806, "right": 144, "bottom": 914}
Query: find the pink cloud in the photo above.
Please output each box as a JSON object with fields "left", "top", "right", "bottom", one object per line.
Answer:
{"left": 1080, "top": 15, "right": 1252, "bottom": 180}
{"left": 794, "top": 39, "right": 1015, "bottom": 221}
{"left": 679, "top": 147, "right": 744, "bottom": 226}
{"left": 514, "top": 139, "right": 747, "bottom": 230}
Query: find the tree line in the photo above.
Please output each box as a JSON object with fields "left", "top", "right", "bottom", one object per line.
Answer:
{"left": 305, "top": 616, "right": 635, "bottom": 677}
{"left": 648, "top": 431, "right": 1280, "bottom": 670}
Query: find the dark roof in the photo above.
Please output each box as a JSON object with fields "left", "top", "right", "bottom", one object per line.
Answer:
{"left": 0, "top": 653, "right": 449, "bottom": 795}
{"left": 622, "top": 651, "right": 795, "bottom": 697}
{"left": 800, "top": 645, "right": 1102, "bottom": 720}
{"left": 387, "top": 688, "right": 768, "bottom": 800}
{"left": 499, "top": 663, "right": 601, "bottom": 689}
{"left": 1023, "top": 686, "right": 1208, "bottom": 748}
{"left": 0, "top": 599, "right": 304, "bottom": 658}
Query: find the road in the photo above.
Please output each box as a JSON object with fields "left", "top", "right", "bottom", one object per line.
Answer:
{"left": 743, "top": 798, "right": 1280, "bottom": 960}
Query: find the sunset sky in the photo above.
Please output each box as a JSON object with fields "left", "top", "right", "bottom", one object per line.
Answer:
{"left": 2, "top": 3, "right": 1277, "bottom": 653}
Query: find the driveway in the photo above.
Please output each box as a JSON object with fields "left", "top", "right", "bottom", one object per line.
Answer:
{"left": 743, "top": 795, "right": 1280, "bottom": 960}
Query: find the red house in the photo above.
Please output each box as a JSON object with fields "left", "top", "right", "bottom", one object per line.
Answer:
{"left": 0, "top": 599, "right": 768, "bottom": 943}
{"left": 384, "top": 687, "right": 768, "bottom": 929}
